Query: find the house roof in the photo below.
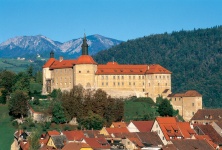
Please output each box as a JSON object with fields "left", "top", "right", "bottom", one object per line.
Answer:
{"left": 84, "top": 137, "right": 111, "bottom": 149}
{"left": 96, "top": 62, "right": 171, "bottom": 75}
{"left": 20, "top": 141, "right": 29, "bottom": 150}
{"left": 43, "top": 58, "right": 56, "bottom": 68}
{"left": 131, "top": 121, "right": 154, "bottom": 132}
{"left": 62, "top": 130, "right": 84, "bottom": 141}
{"left": 62, "top": 143, "right": 91, "bottom": 150}
{"left": 195, "top": 135, "right": 218, "bottom": 149}
{"left": 214, "top": 121, "right": 222, "bottom": 129}
{"left": 168, "top": 90, "right": 202, "bottom": 97}
{"left": 171, "top": 139, "right": 215, "bottom": 150}
{"left": 191, "top": 109, "right": 222, "bottom": 121}
{"left": 50, "top": 135, "right": 67, "bottom": 149}
{"left": 75, "top": 55, "right": 97, "bottom": 64}
{"left": 128, "top": 137, "right": 144, "bottom": 147}
{"left": 136, "top": 132, "right": 163, "bottom": 146}
{"left": 50, "top": 59, "right": 77, "bottom": 69}
{"left": 47, "top": 130, "right": 60, "bottom": 136}
{"left": 111, "top": 122, "right": 127, "bottom": 128}
{"left": 105, "top": 127, "right": 129, "bottom": 134}
{"left": 155, "top": 117, "right": 195, "bottom": 141}
{"left": 83, "top": 130, "right": 101, "bottom": 138}
{"left": 194, "top": 124, "right": 222, "bottom": 144}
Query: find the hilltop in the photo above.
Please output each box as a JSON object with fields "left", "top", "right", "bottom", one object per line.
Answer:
{"left": 93, "top": 26, "right": 222, "bottom": 108}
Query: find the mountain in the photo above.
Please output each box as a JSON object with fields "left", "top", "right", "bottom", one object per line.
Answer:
{"left": 0, "top": 34, "right": 122, "bottom": 59}
{"left": 93, "top": 26, "right": 222, "bottom": 108}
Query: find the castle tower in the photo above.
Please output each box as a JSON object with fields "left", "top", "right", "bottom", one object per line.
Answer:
{"left": 81, "top": 33, "right": 88, "bottom": 55}
{"left": 73, "top": 34, "right": 97, "bottom": 89}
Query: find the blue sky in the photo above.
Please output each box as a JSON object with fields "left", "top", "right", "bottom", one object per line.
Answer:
{"left": 0, "top": 0, "right": 222, "bottom": 43}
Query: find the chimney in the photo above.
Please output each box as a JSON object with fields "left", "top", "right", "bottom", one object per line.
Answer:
{"left": 59, "top": 56, "right": 63, "bottom": 62}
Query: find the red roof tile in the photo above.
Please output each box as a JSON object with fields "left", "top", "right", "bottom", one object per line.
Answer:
{"left": 76, "top": 55, "right": 97, "bottom": 64}
{"left": 191, "top": 109, "right": 222, "bottom": 121}
{"left": 111, "top": 122, "right": 127, "bottom": 128}
{"left": 128, "top": 137, "right": 144, "bottom": 147}
{"left": 62, "top": 142, "right": 91, "bottom": 150}
{"left": 131, "top": 121, "right": 154, "bottom": 132}
{"left": 96, "top": 62, "right": 171, "bottom": 75}
{"left": 62, "top": 130, "right": 84, "bottom": 141}
{"left": 47, "top": 130, "right": 60, "bottom": 136}
{"left": 105, "top": 127, "right": 129, "bottom": 134}
{"left": 168, "top": 90, "right": 202, "bottom": 97}
{"left": 50, "top": 59, "right": 77, "bottom": 69}
{"left": 84, "top": 137, "right": 110, "bottom": 149}
{"left": 43, "top": 58, "right": 56, "bottom": 68}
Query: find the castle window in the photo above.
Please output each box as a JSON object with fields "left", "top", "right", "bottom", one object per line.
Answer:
{"left": 102, "top": 76, "right": 104, "bottom": 80}
{"left": 142, "top": 76, "right": 144, "bottom": 79}
{"left": 122, "top": 76, "right": 124, "bottom": 79}
{"left": 113, "top": 76, "right": 115, "bottom": 79}
{"left": 129, "top": 82, "right": 131, "bottom": 85}
{"left": 87, "top": 70, "right": 90, "bottom": 73}
{"left": 133, "top": 82, "right": 135, "bottom": 85}
{"left": 102, "top": 82, "right": 104, "bottom": 86}
{"left": 113, "top": 82, "right": 115, "bottom": 86}
{"left": 166, "top": 83, "right": 167, "bottom": 86}
{"left": 122, "top": 82, "right": 124, "bottom": 86}
{"left": 139, "top": 76, "right": 141, "bottom": 79}
{"left": 106, "top": 82, "right": 108, "bottom": 86}
{"left": 117, "top": 76, "right": 120, "bottom": 79}
{"left": 175, "top": 98, "right": 176, "bottom": 101}
{"left": 79, "top": 71, "right": 81, "bottom": 73}
{"left": 133, "top": 76, "right": 135, "bottom": 79}
{"left": 160, "top": 76, "right": 161, "bottom": 79}
{"left": 192, "top": 103, "right": 194, "bottom": 106}
{"left": 192, "top": 112, "right": 195, "bottom": 115}
{"left": 106, "top": 76, "right": 108, "bottom": 79}
{"left": 129, "top": 76, "right": 131, "bottom": 80}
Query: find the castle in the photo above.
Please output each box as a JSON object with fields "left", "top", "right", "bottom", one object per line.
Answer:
{"left": 42, "top": 35, "right": 172, "bottom": 101}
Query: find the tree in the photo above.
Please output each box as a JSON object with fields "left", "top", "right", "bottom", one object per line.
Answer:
{"left": 12, "top": 72, "right": 30, "bottom": 94}
{"left": 157, "top": 98, "right": 173, "bottom": 117}
{"left": 52, "top": 101, "right": 66, "bottom": 124}
{"left": 28, "top": 128, "right": 41, "bottom": 150}
{"left": 0, "top": 70, "right": 16, "bottom": 93}
{"left": 78, "top": 112, "right": 104, "bottom": 130}
{"left": 0, "top": 89, "right": 8, "bottom": 104}
{"left": 8, "top": 90, "right": 29, "bottom": 118}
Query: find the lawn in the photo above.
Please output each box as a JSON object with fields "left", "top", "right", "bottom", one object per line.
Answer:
{"left": 124, "top": 97, "right": 159, "bottom": 122}
{"left": 0, "top": 104, "right": 16, "bottom": 150}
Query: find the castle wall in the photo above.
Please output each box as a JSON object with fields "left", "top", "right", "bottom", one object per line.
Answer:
{"left": 42, "top": 68, "right": 52, "bottom": 94}
{"left": 51, "top": 68, "right": 73, "bottom": 92}
{"left": 170, "top": 96, "right": 202, "bottom": 121}
{"left": 74, "top": 64, "right": 97, "bottom": 88}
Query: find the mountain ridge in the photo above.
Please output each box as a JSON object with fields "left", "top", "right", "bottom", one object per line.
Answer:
{"left": 0, "top": 34, "right": 123, "bottom": 59}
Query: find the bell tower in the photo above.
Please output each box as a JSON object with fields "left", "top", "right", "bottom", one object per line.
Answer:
{"left": 81, "top": 33, "right": 88, "bottom": 55}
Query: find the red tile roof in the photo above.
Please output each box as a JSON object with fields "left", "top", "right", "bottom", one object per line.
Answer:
{"left": 62, "top": 130, "right": 84, "bottom": 141}
{"left": 131, "top": 121, "right": 154, "bottom": 132}
{"left": 155, "top": 117, "right": 195, "bottom": 141}
{"left": 168, "top": 90, "right": 202, "bottom": 97}
{"left": 194, "top": 124, "right": 222, "bottom": 144}
{"left": 195, "top": 135, "right": 218, "bottom": 149}
{"left": 128, "top": 137, "right": 144, "bottom": 147}
{"left": 62, "top": 142, "right": 91, "bottom": 150}
{"left": 96, "top": 62, "right": 171, "bottom": 75}
{"left": 47, "top": 130, "right": 60, "bottom": 136}
{"left": 105, "top": 127, "right": 129, "bottom": 134}
{"left": 75, "top": 55, "right": 97, "bottom": 64}
{"left": 84, "top": 137, "right": 110, "bottom": 149}
{"left": 111, "top": 122, "right": 127, "bottom": 128}
{"left": 50, "top": 59, "right": 77, "bottom": 69}
{"left": 43, "top": 58, "right": 56, "bottom": 68}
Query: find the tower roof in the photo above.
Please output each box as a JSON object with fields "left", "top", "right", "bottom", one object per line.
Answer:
{"left": 76, "top": 55, "right": 97, "bottom": 64}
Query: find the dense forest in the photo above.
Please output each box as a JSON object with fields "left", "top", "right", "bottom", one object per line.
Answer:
{"left": 93, "top": 26, "right": 222, "bottom": 108}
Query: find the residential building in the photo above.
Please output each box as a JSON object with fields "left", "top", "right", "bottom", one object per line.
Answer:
{"left": 127, "top": 121, "right": 154, "bottom": 132}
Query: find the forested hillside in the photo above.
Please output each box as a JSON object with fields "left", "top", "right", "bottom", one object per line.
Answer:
{"left": 93, "top": 26, "right": 222, "bottom": 108}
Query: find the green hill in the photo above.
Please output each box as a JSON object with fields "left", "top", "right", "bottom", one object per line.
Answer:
{"left": 93, "top": 26, "right": 222, "bottom": 108}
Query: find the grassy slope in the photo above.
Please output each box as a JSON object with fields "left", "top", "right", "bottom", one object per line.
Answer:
{"left": 0, "top": 104, "right": 16, "bottom": 149}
